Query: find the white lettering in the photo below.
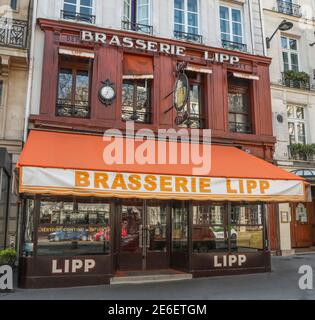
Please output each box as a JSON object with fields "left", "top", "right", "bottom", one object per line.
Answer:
{"left": 95, "top": 32, "right": 106, "bottom": 44}
{"left": 176, "top": 46, "right": 186, "bottom": 56}
{"left": 135, "top": 39, "right": 147, "bottom": 50}
{"left": 72, "top": 260, "right": 83, "bottom": 273}
{"left": 160, "top": 43, "right": 171, "bottom": 54}
{"left": 122, "top": 37, "right": 134, "bottom": 48}
{"left": 81, "top": 30, "right": 94, "bottom": 42}
{"left": 147, "top": 41, "right": 158, "bottom": 52}
{"left": 109, "top": 35, "right": 122, "bottom": 47}
{"left": 52, "top": 260, "right": 63, "bottom": 274}
{"left": 84, "top": 259, "right": 96, "bottom": 272}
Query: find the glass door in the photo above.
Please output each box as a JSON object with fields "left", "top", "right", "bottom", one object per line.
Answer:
{"left": 118, "top": 201, "right": 170, "bottom": 271}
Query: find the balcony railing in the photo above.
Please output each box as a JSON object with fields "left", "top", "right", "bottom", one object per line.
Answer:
{"left": 0, "top": 17, "right": 28, "bottom": 49}
{"left": 61, "top": 10, "right": 95, "bottom": 24}
{"left": 288, "top": 145, "right": 315, "bottom": 162}
{"left": 229, "top": 122, "right": 252, "bottom": 134}
{"left": 56, "top": 99, "right": 90, "bottom": 118}
{"left": 122, "top": 21, "right": 153, "bottom": 35}
{"left": 281, "top": 73, "right": 311, "bottom": 90}
{"left": 222, "top": 39, "right": 247, "bottom": 52}
{"left": 121, "top": 108, "right": 151, "bottom": 124}
{"left": 174, "top": 30, "right": 203, "bottom": 44}
{"left": 277, "top": 0, "right": 302, "bottom": 17}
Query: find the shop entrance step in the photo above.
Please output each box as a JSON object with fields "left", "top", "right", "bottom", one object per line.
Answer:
{"left": 110, "top": 270, "right": 192, "bottom": 285}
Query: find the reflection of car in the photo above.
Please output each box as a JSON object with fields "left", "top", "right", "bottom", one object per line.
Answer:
{"left": 211, "top": 227, "right": 237, "bottom": 239}
{"left": 93, "top": 230, "right": 110, "bottom": 241}
{"left": 48, "top": 230, "right": 88, "bottom": 242}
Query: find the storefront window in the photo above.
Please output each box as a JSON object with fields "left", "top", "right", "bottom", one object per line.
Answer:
{"left": 37, "top": 200, "right": 111, "bottom": 256}
{"left": 0, "top": 169, "right": 9, "bottom": 249}
{"left": 230, "top": 204, "right": 264, "bottom": 252}
{"left": 172, "top": 204, "right": 188, "bottom": 252}
{"left": 23, "top": 199, "right": 35, "bottom": 256}
{"left": 192, "top": 204, "right": 228, "bottom": 253}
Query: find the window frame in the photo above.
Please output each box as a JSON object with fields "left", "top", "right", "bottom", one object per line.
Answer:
{"left": 219, "top": 5, "right": 244, "bottom": 45}
{"left": 174, "top": 0, "right": 200, "bottom": 36}
{"left": 121, "top": 78, "right": 153, "bottom": 124}
{"left": 123, "top": 0, "right": 152, "bottom": 27}
{"left": 10, "top": 0, "right": 18, "bottom": 11}
{"left": 228, "top": 76, "right": 253, "bottom": 134}
{"left": 287, "top": 104, "right": 307, "bottom": 145}
{"left": 63, "top": 0, "right": 95, "bottom": 22}
{"left": 56, "top": 55, "right": 92, "bottom": 119}
{"left": 281, "top": 36, "right": 299, "bottom": 72}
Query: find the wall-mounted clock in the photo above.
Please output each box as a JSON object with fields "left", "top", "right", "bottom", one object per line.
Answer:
{"left": 98, "top": 79, "right": 116, "bottom": 106}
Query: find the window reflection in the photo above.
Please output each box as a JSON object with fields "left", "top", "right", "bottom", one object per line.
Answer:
{"left": 37, "top": 201, "right": 111, "bottom": 256}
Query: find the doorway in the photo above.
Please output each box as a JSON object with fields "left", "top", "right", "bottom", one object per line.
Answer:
{"left": 118, "top": 200, "right": 170, "bottom": 271}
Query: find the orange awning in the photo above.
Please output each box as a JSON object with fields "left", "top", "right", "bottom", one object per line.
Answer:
{"left": 17, "top": 130, "right": 307, "bottom": 202}
{"left": 123, "top": 54, "right": 153, "bottom": 76}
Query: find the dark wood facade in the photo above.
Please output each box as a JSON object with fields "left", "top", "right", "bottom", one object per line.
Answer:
{"left": 30, "top": 18, "right": 275, "bottom": 161}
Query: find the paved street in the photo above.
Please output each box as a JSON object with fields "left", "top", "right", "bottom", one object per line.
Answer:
{"left": 1, "top": 254, "right": 315, "bottom": 300}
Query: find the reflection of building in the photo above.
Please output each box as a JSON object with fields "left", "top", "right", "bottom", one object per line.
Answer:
{"left": 0, "top": 0, "right": 31, "bottom": 249}
{"left": 263, "top": 0, "right": 315, "bottom": 253}
{"left": 16, "top": 0, "right": 307, "bottom": 288}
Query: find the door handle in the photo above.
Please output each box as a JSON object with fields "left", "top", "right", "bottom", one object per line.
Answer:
{"left": 139, "top": 225, "right": 143, "bottom": 248}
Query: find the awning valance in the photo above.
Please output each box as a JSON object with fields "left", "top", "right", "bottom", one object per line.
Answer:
{"left": 123, "top": 54, "right": 154, "bottom": 77}
{"left": 17, "top": 130, "right": 307, "bottom": 202}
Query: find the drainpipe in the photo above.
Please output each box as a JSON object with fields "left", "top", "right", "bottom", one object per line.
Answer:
{"left": 258, "top": 0, "right": 267, "bottom": 56}
{"left": 248, "top": 0, "right": 255, "bottom": 55}
{"left": 23, "top": 0, "right": 38, "bottom": 142}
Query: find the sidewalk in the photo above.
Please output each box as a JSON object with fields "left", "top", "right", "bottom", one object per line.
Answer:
{"left": 1, "top": 254, "right": 315, "bottom": 300}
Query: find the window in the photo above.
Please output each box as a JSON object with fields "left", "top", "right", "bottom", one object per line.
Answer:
{"left": 192, "top": 204, "right": 228, "bottom": 253}
{"left": 122, "top": 79, "right": 152, "bottom": 123}
{"left": 228, "top": 76, "right": 252, "bottom": 134}
{"left": 287, "top": 104, "right": 306, "bottom": 144}
{"left": 174, "top": 0, "right": 201, "bottom": 43}
{"left": 10, "top": 0, "right": 17, "bottom": 10}
{"left": 122, "top": 54, "right": 153, "bottom": 123}
{"left": 230, "top": 204, "right": 264, "bottom": 252}
{"left": 178, "top": 71, "right": 204, "bottom": 129}
{"left": 62, "top": 0, "right": 95, "bottom": 24}
{"left": 281, "top": 36, "right": 299, "bottom": 72}
{"left": 57, "top": 55, "right": 91, "bottom": 118}
{"left": 277, "top": 0, "right": 301, "bottom": 17}
{"left": 37, "top": 200, "right": 111, "bottom": 256}
{"left": 22, "top": 199, "right": 35, "bottom": 257}
{"left": 220, "top": 5, "right": 245, "bottom": 51}
{"left": 123, "top": 0, "right": 152, "bottom": 34}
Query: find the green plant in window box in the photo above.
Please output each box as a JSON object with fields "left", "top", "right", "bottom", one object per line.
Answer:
{"left": 289, "top": 143, "right": 315, "bottom": 160}
{"left": 284, "top": 70, "right": 310, "bottom": 86}
{"left": 0, "top": 249, "right": 16, "bottom": 267}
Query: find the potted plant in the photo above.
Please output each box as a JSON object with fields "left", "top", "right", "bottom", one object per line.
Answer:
{"left": 284, "top": 70, "right": 310, "bottom": 88}
{"left": 0, "top": 249, "right": 17, "bottom": 267}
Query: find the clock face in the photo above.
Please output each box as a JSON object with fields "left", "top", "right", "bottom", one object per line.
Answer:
{"left": 100, "top": 86, "right": 115, "bottom": 100}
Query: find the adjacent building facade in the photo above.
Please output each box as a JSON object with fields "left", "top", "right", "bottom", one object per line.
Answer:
{"left": 263, "top": 0, "right": 315, "bottom": 254}
{"left": 0, "top": 0, "right": 31, "bottom": 250}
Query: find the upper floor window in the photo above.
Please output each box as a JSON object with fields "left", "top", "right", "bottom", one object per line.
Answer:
{"left": 56, "top": 55, "right": 92, "bottom": 118}
{"left": 228, "top": 76, "right": 252, "bottom": 134}
{"left": 174, "top": 0, "right": 202, "bottom": 43}
{"left": 122, "top": 0, "right": 152, "bottom": 34}
{"left": 10, "top": 0, "right": 17, "bottom": 10}
{"left": 62, "top": 0, "right": 95, "bottom": 24}
{"left": 277, "top": 0, "right": 302, "bottom": 18}
{"left": 220, "top": 5, "right": 246, "bottom": 52}
{"left": 287, "top": 104, "right": 306, "bottom": 145}
{"left": 281, "top": 36, "right": 299, "bottom": 72}
{"left": 121, "top": 54, "right": 153, "bottom": 124}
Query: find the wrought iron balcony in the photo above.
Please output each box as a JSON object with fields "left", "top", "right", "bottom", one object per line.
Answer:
{"left": 277, "top": 0, "right": 302, "bottom": 18}
{"left": 61, "top": 10, "right": 95, "bottom": 24}
{"left": 121, "top": 108, "right": 151, "bottom": 124}
{"left": 122, "top": 21, "right": 153, "bottom": 35}
{"left": 0, "top": 17, "right": 28, "bottom": 49}
{"left": 229, "top": 122, "right": 252, "bottom": 134}
{"left": 56, "top": 99, "right": 90, "bottom": 118}
{"left": 174, "top": 30, "right": 203, "bottom": 44}
{"left": 222, "top": 39, "right": 247, "bottom": 52}
{"left": 281, "top": 72, "right": 311, "bottom": 90}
